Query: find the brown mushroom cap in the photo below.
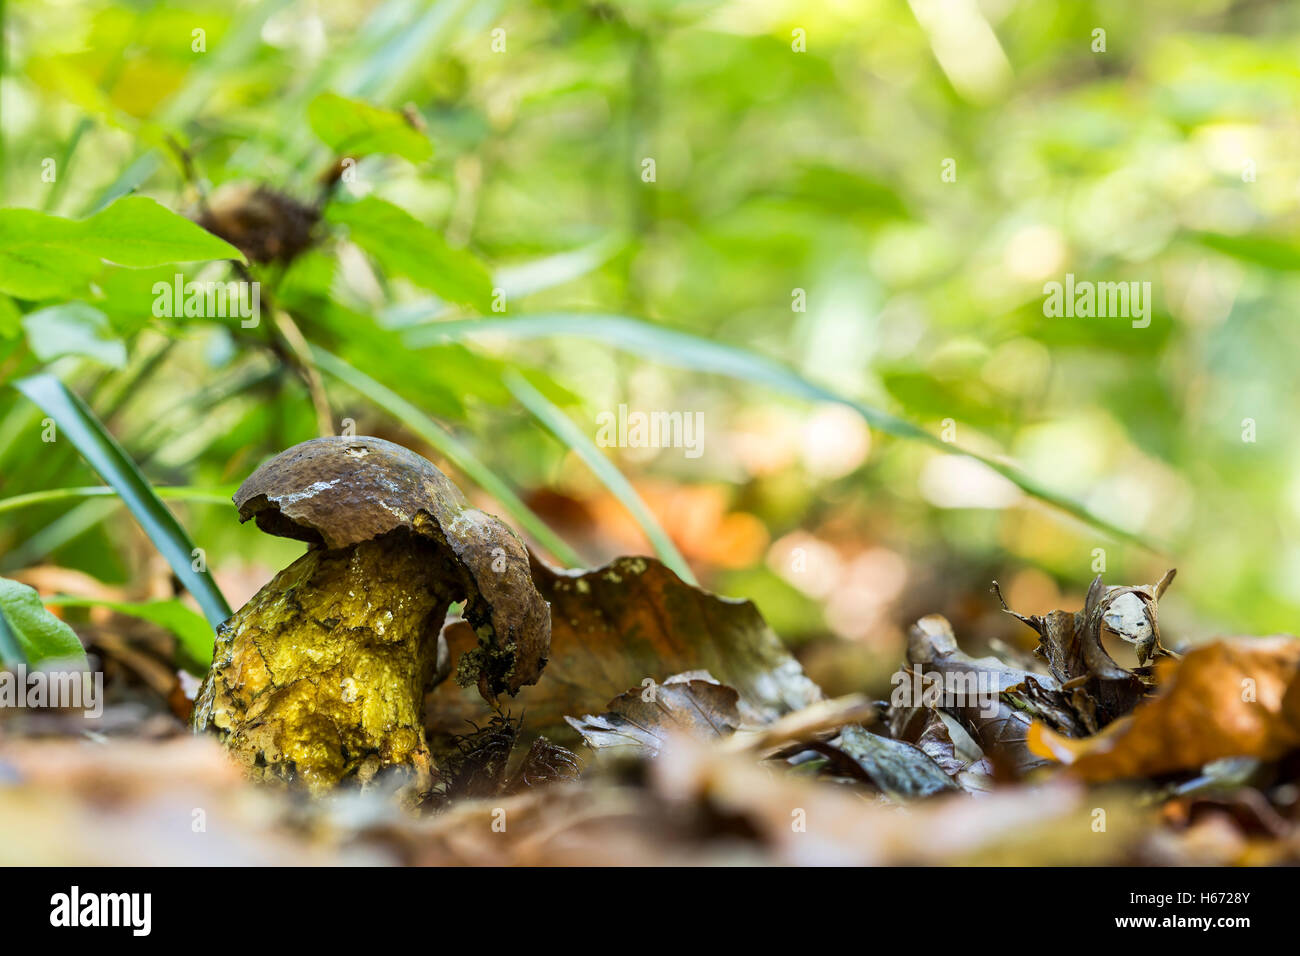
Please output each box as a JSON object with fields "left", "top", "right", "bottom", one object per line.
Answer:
{"left": 235, "top": 435, "right": 466, "bottom": 548}
{"left": 234, "top": 436, "right": 550, "bottom": 699}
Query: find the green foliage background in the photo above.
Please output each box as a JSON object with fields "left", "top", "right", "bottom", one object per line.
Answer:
{"left": 1, "top": 0, "right": 1298, "bottom": 664}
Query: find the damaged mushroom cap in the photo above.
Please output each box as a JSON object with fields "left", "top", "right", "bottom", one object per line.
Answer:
{"left": 234, "top": 435, "right": 550, "bottom": 699}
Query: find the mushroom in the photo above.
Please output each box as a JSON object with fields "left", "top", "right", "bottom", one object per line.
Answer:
{"left": 191, "top": 436, "right": 551, "bottom": 796}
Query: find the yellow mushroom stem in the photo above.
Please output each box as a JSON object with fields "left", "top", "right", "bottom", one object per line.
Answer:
{"left": 192, "top": 529, "right": 454, "bottom": 796}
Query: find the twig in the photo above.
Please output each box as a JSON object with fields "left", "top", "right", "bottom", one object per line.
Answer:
{"left": 990, "top": 580, "right": 1041, "bottom": 632}
{"left": 271, "top": 308, "right": 334, "bottom": 437}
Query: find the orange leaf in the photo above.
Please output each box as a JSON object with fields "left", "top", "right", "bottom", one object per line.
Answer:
{"left": 1031, "top": 637, "right": 1300, "bottom": 782}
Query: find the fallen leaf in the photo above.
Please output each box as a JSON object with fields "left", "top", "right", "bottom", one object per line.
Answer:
{"left": 994, "top": 573, "right": 1170, "bottom": 724}
{"left": 904, "top": 614, "right": 1052, "bottom": 777}
{"left": 1029, "top": 636, "right": 1300, "bottom": 782}
{"left": 565, "top": 672, "right": 745, "bottom": 757}
{"left": 429, "top": 555, "right": 822, "bottom": 745}
{"left": 651, "top": 734, "right": 1146, "bottom": 866}
{"left": 824, "top": 724, "right": 959, "bottom": 799}
{"left": 887, "top": 705, "right": 993, "bottom": 791}
{"left": 721, "top": 694, "right": 876, "bottom": 757}
{"left": 0, "top": 738, "right": 366, "bottom": 865}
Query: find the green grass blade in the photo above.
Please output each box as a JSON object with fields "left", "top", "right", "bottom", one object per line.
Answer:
{"left": 411, "top": 314, "right": 932, "bottom": 437}
{"left": 411, "top": 314, "right": 1158, "bottom": 551}
{"left": 12, "top": 374, "right": 233, "bottom": 628}
{"left": 43, "top": 596, "right": 214, "bottom": 675}
{"left": 311, "top": 347, "right": 585, "bottom": 567}
{"left": 504, "top": 371, "right": 697, "bottom": 584}
{"left": 0, "top": 485, "right": 235, "bottom": 515}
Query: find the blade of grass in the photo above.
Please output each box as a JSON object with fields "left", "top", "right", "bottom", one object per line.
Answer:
{"left": 43, "top": 595, "right": 213, "bottom": 675}
{"left": 504, "top": 371, "right": 696, "bottom": 584}
{"left": 0, "top": 0, "right": 6, "bottom": 205}
{"left": 1, "top": 499, "right": 118, "bottom": 573}
{"left": 12, "top": 374, "right": 233, "bottom": 627}
{"left": 348, "top": 0, "right": 477, "bottom": 103}
{"left": 311, "top": 346, "right": 584, "bottom": 567}
{"left": 0, "top": 485, "right": 235, "bottom": 515}
{"left": 412, "top": 314, "right": 1158, "bottom": 551}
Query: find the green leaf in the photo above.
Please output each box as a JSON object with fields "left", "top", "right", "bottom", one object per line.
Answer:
{"left": 43, "top": 596, "right": 214, "bottom": 675}
{"left": 12, "top": 374, "right": 233, "bottom": 629}
{"left": 412, "top": 314, "right": 1160, "bottom": 551}
{"left": 0, "top": 196, "right": 244, "bottom": 299}
{"left": 22, "top": 302, "right": 127, "bottom": 369}
{"left": 1197, "top": 232, "right": 1300, "bottom": 271}
{"left": 0, "top": 210, "right": 99, "bottom": 298}
{"left": 0, "top": 577, "right": 89, "bottom": 668}
{"left": 307, "top": 92, "right": 433, "bottom": 162}
{"left": 325, "top": 196, "right": 493, "bottom": 311}
{"left": 0, "top": 296, "right": 21, "bottom": 340}
{"left": 504, "top": 370, "right": 697, "bottom": 584}
{"left": 311, "top": 346, "right": 584, "bottom": 567}
{"left": 71, "top": 196, "right": 246, "bottom": 266}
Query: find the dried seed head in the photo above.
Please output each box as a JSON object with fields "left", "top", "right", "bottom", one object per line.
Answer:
{"left": 197, "top": 183, "right": 319, "bottom": 265}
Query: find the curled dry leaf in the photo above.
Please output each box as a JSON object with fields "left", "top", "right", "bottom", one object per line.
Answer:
{"left": 994, "top": 572, "right": 1175, "bottom": 725}
{"left": 903, "top": 614, "right": 1053, "bottom": 777}
{"left": 428, "top": 555, "right": 822, "bottom": 746}
{"left": 1029, "top": 636, "right": 1300, "bottom": 782}
{"left": 565, "top": 671, "right": 745, "bottom": 757}
{"left": 192, "top": 436, "right": 550, "bottom": 795}
{"left": 887, "top": 705, "right": 993, "bottom": 791}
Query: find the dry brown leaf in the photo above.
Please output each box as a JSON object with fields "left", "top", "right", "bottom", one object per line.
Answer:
{"left": 428, "top": 555, "right": 822, "bottom": 746}
{"left": 904, "top": 614, "right": 1052, "bottom": 777}
{"left": 823, "top": 724, "right": 959, "bottom": 799}
{"left": 721, "top": 694, "right": 876, "bottom": 757}
{"left": 565, "top": 671, "right": 745, "bottom": 757}
{"left": 887, "top": 705, "right": 993, "bottom": 791}
{"left": 1029, "top": 636, "right": 1300, "bottom": 782}
{"left": 389, "top": 734, "right": 1149, "bottom": 866}
{"left": 994, "top": 574, "right": 1163, "bottom": 724}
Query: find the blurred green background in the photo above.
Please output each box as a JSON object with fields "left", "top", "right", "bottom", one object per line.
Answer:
{"left": 1, "top": 0, "right": 1297, "bottom": 691}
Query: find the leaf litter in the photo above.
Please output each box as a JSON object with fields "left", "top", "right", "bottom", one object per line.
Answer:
{"left": 7, "top": 515, "right": 1300, "bottom": 864}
